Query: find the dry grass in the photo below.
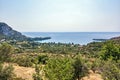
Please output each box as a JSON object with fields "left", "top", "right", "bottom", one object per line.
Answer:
{"left": 81, "top": 70, "right": 103, "bottom": 80}
{"left": 4, "top": 63, "right": 35, "bottom": 80}
{"left": 4, "top": 63, "right": 103, "bottom": 80}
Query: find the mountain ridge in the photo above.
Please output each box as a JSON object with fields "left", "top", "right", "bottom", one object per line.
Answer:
{"left": 0, "top": 22, "right": 51, "bottom": 41}
{"left": 0, "top": 22, "right": 27, "bottom": 40}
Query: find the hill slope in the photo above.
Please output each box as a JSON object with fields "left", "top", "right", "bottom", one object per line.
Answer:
{"left": 0, "top": 22, "right": 27, "bottom": 40}
{"left": 0, "top": 22, "right": 51, "bottom": 41}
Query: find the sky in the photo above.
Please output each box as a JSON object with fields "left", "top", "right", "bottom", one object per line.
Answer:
{"left": 0, "top": 0, "right": 120, "bottom": 32}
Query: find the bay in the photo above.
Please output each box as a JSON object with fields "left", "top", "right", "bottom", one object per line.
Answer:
{"left": 22, "top": 32, "right": 120, "bottom": 45}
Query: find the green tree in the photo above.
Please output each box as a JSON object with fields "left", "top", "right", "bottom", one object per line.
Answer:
{"left": 72, "top": 55, "right": 88, "bottom": 80}
{"left": 100, "top": 41, "right": 120, "bottom": 61}
{"left": 0, "top": 63, "right": 14, "bottom": 80}
{"left": 44, "top": 58, "right": 74, "bottom": 80}
{"left": 0, "top": 43, "right": 14, "bottom": 62}
{"left": 100, "top": 60, "right": 120, "bottom": 80}
{"left": 37, "top": 55, "right": 48, "bottom": 64}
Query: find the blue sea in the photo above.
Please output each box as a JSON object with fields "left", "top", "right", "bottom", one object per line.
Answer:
{"left": 22, "top": 32, "right": 120, "bottom": 45}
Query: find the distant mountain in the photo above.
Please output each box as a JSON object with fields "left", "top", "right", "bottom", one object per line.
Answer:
{"left": 0, "top": 22, "right": 51, "bottom": 41}
{"left": 0, "top": 22, "right": 27, "bottom": 40}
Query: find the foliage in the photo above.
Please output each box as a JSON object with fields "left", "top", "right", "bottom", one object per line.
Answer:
{"left": 72, "top": 55, "right": 88, "bottom": 80}
{"left": 0, "top": 38, "right": 120, "bottom": 80}
{"left": 90, "top": 58, "right": 120, "bottom": 80}
{"left": 37, "top": 55, "right": 48, "bottom": 64}
{"left": 80, "top": 42, "right": 104, "bottom": 58}
{"left": 91, "top": 58, "right": 102, "bottom": 72}
{"left": 33, "top": 64, "right": 42, "bottom": 80}
{"left": 0, "top": 63, "right": 14, "bottom": 80}
{"left": 100, "top": 41, "right": 120, "bottom": 61}
{"left": 44, "top": 57, "right": 74, "bottom": 80}
{"left": 12, "top": 56, "right": 33, "bottom": 67}
{"left": 0, "top": 43, "right": 14, "bottom": 62}
{"left": 100, "top": 60, "right": 120, "bottom": 80}
{"left": 38, "top": 43, "right": 81, "bottom": 54}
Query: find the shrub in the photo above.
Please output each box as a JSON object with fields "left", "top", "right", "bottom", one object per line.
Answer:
{"left": 100, "top": 41, "right": 120, "bottom": 61}
{"left": 33, "top": 64, "right": 42, "bottom": 80}
{"left": 72, "top": 55, "right": 88, "bottom": 80}
{"left": 100, "top": 60, "right": 120, "bottom": 80}
{"left": 13, "top": 56, "right": 33, "bottom": 67}
{"left": 0, "top": 43, "right": 14, "bottom": 62}
{"left": 0, "top": 63, "right": 14, "bottom": 80}
{"left": 44, "top": 58, "right": 74, "bottom": 80}
{"left": 37, "top": 55, "right": 48, "bottom": 64}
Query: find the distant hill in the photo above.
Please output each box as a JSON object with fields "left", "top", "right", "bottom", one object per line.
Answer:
{"left": 0, "top": 22, "right": 27, "bottom": 41}
{"left": 0, "top": 22, "right": 51, "bottom": 41}
{"left": 110, "top": 36, "right": 120, "bottom": 44}
{"left": 111, "top": 36, "right": 120, "bottom": 40}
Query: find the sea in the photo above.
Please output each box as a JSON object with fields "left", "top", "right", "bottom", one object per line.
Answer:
{"left": 22, "top": 32, "right": 120, "bottom": 45}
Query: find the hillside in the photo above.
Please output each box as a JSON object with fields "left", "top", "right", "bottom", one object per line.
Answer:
{"left": 0, "top": 22, "right": 51, "bottom": 41}
{"left": 0, "top": 22, "right": 119, "bottom": 80}
{"left": 0, "top": 22, "right": 27, "bottom": 41}
{"left": 111, "top": 36, "right": 120, "bottom": 40}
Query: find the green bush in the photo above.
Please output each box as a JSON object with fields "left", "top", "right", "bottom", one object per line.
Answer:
{"left": 0, "top": 43, "right": 14, "bottom": 62}
{"left": 72, "top": 55, "right": 88, "bottom": 80}
{"left": 0, "top": 63, "right": 14, "bottom": 80}
{"left": 33, "top": 64, "right": 42, "bottom": 80}
{"left": 91, "top": 58, "right": 102, "bottom": 73}
{"left": 37, "top": 55, "right": 48, "bottom": 64}
{"left": 100, "top": 41, "right": 120, "bottom": 61}
{"left": 13, "top": 56, "right": 33, "bottom": 67}
{"left": 100, "top": 60, "right": 120, "bottom": 80}
{"left": 44, "top": 58, "right": 74, "bottom": 80}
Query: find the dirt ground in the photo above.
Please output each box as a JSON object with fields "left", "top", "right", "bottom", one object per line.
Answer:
{"left": 4, "top": 63, "right": 35, "bottom": 80}
{"left": 81, "top": 70, "right": 103, "bottom": 80}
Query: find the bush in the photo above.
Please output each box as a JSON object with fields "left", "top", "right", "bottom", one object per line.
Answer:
{"left": 0, "top": 63, "right": 14, "bottom": 80}
{"left": 44, "top": 58, "right": 74, "bottom": 80}
{"left": 0, "top": 43, "right": 14, "bottom": 62}
{"left": 100, "top": 41, "right": 120, "bottom": 61}
{"left": 13, "top": 56, "right": 33, "bottom": 67}
{"left": 37, "top": 55, "right": 48, "bottom": 64}
{"left": 33, "top": 64, "right": 42, "bottom": 80}
{"left": 72, "top": 55, "right": 88, "bottom": 80}
{"left": 100, "top": 60, "right": 120, "bottom": 80}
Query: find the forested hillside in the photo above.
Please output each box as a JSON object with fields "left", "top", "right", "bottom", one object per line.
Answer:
{"left": 0, "top": 36, "right": 120, "bottom": 80}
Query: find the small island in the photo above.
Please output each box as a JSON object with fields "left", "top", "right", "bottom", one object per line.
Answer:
{"left": 27, "top": 37, "right": 51, "bottom": 41}
{"left": 93, "top": 39, "right": 109, "bottom": 42}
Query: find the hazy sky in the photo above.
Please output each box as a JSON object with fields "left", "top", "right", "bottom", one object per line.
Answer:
{"left": 0, "top": 0, "right": 120, "bottom": 32}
